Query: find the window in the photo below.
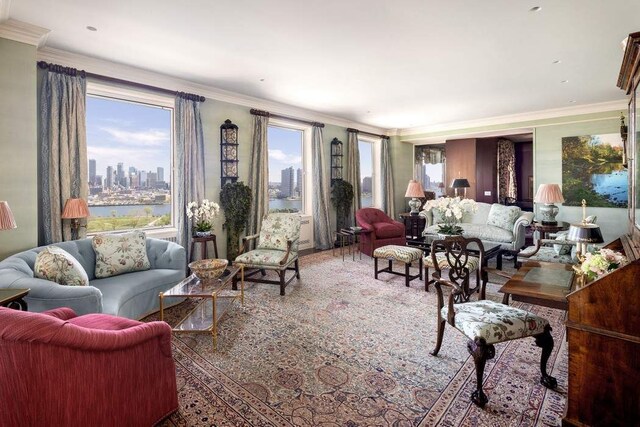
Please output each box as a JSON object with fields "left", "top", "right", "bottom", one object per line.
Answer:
{"left": 415, "top": 145, "right": 446, "bottom": 196}
{"left": 359, "top": 140, "right": 374, "bottom": 207}
{"left": 267, "top": 124, "right": 305, "bottom": 213}
{"left": 86, "top": 91, "right": 174, "bottom": 233}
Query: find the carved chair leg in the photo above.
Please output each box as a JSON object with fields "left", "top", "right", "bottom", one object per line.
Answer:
{"left": 374, "top": 257, "right": 379, "bottom": 279}
{"left": 467, "top": 338, "right": 495, "bottom": 408}
{"left": 279, "top": 270, "right": 286, "bottom": 296}
{"left": 294, "top": 259, "right": 300, "bottom": 279}
{"left": 424, "top": 267, "right": 430, "bottom": 292}
{"left": 260, "top": 269, "right": 267, "bottom": 276}
{"left": 405, "top": 262, "right": 410, "bottom": 287}
{"left": 431, "top": 319, "right": 446, "bottom": 356}
{"left": 534, "top": 325, "right": 558, "bottom": 389}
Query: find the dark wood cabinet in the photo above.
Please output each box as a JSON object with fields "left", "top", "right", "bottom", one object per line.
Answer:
{"left": 399, "top": 213, "right": 426, "bottom": 242}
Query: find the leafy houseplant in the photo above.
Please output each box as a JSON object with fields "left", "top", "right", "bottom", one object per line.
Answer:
{"left": 331, "top": 180, "right": 354, "bottom": 232}
{"left": 423, "top": 196, "right": 477, "bottom": 236}
{"left": 186, "top": 199, "right": 220, "bottom": 236}
{"left": 220, "top": 182, "right": 252, "bottom": 261}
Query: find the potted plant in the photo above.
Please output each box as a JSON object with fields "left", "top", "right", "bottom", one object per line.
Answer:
{"left": 186, "top": 199, "right": 220, "bottom": 237}
{"left": 331, "top": 179, "right": 354, "bottom": 232}
{"left": 423, "top": 196, "right": 477, "bottom": 237}
{"left": 219, "top": 182, "right": 252, "bottom": 261}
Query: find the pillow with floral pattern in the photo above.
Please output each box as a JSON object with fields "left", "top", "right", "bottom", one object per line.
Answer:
{"left": 34, "top": 246, "right": 89, "bottom": 286}
{"left": 92, "top": 231, "right": 151, "bottom": 278}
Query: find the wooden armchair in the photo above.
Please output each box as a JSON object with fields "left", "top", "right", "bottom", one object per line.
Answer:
{"left": 233, "top": 213, "right": 301, "bottom": 296}
{"left": 429, "top": 236, "right": 557, "bottom": 407}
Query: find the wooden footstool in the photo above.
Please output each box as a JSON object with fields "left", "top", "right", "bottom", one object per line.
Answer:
{"left": 373, "top": 245, "right": 423, "bottom": 287}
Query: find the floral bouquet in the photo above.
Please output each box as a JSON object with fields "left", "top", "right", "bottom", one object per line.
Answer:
{"left": 186, "top": 199, "right": 220, "bottom": 234}
{"left": 423, "top": 196, "right": 478, "bottom": 235}
{"left": 580, "top": 248, "right": 628, "bottom": 281}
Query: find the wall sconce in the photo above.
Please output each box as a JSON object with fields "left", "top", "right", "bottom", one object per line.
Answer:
{"left": 220, "top": 119, "right": 239, "bottom": 187}
{"left": 61, "top": 198, "right": 90, "bottom": 240}
{"left": 331, "top": 137, "right": 343, "bottom": 183}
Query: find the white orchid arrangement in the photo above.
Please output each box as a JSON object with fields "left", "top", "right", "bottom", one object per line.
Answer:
{"left": 423, "top": 196, "right": 478, "bottom": 235}
{"left": 186, "top": 199, "right": 220, "bottom": 232}
{"left": 580, "top": 248, "right": 627, "bottom": 281}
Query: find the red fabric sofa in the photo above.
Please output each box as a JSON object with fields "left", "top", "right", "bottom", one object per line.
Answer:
{"left": 0, "top": 307, "right": 178, "bottom": 426}
{"left": 356, "top": 208, "right": 406, "bottom": 256}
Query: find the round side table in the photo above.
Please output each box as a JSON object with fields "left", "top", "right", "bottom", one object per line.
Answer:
{"left": 531, "top": 221, "right": 569, "bottom": 239}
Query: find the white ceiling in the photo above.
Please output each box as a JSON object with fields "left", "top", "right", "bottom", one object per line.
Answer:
{"left": 6, "top": 0, "right": 639, "bottom": 130}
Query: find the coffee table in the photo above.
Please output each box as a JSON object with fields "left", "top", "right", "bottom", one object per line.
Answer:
{"left": 499, "top": 260, "right": 575, "bottom": 310}
{"left": 408, "top": 235, "right": 505, "bottom": 269}
{"left": 159, "top": 265, "right": 244, "bottom": 350}
{"left": 0, "top": 288, "right": 29, "bottom": 310}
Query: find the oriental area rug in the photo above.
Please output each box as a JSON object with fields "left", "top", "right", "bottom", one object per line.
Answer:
{"left": 147, "top": 250, "right": 568, "bottom": 427}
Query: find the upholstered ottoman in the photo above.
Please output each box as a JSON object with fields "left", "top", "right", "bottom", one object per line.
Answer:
{"left": 373, "top": 245, "right": 423, "bottom": 287}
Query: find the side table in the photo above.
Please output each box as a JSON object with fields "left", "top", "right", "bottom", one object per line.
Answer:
{"left": 190, "top": 234, "right": 219, "bottom": 262}
{"left": 0, "top": 288, "right": 30, "bottom": 310}
{"left": 400, "top": 213, "right": 426, "bottom": 242}
{"left": 530, "top": 221, "right": 569, "bottom": 239}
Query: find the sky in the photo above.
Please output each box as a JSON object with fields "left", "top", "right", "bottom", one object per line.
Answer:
{"left": 86, "top": 96, "right": 171, "bottom": 179}
{"left": 358, "top": 140, "right": 373, "bottom": 179}
{"left": 268, "top": 126, "right": 303, "bottom": 183}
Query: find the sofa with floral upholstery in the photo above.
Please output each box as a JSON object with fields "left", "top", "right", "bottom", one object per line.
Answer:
{"left": 420, "top": 202, "right": 534, "bottom": 253}
{"left": 0, "top": 232, "right": 186, "bottom": 319}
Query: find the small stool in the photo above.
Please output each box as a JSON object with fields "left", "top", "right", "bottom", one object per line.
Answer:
{"left": 373, "top": 245, "right": 423, "bottom": 287}
{"left": 190, "top": 235, "right": 219, "bottom": 262}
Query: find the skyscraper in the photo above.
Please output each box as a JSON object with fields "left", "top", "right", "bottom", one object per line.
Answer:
{"left": 281, "top": 167, "right": 295, "bottom": 197}
{"left": 139, "top": 170, "right": 148, "bottom": 188}
{"left": 296, "top": 168, "right": 303, "bottom": 198}
{"left": 157, "top": 167, "right": 164, "bottom": 183}
{"left": 106, "top": 166, "right": 113, "bottom": 189}
{"left": 89, "top": 159, "right": 96, "bottom": 185}
{"left": 117, "top": 162, "right": 125, "bottom": 187}
{"left": 362, "top": 176, "right": 372, "bottom": 193}
{"left": 148, "top": 172, "right": 158, "bottom": 188}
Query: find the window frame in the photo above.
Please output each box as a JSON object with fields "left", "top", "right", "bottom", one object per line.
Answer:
{"left": 266, "top": 119, "right": 312, "bottom": 215}
{"left": 358, "top": 135, "right": 381, "bottom": 208}
{"left": 85, "top": 81, "right": 177, "bottom": 237}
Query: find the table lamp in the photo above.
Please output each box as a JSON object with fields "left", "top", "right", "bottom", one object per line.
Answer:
{"left": 61, "top": 198, "right": 90, "bottom": 239}
{"left": 534, "top": 184, "right": 564, "bottom": 225}
{"left": 0, "top": 201, "right": 17, "bottom": 231}
{"left": 567, "top": 199, "right": 604, "bottom": 257}
{"left": 451, "top": 178, "right": 470, "bottom": 198}
{"left": 405, "top": 180, "right": 425, "bottom": 215}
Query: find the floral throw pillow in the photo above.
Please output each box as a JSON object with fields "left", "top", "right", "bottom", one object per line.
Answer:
{"left": 34, "top": 246, "right": 89, "bottom": 286}
{"left": 92, "top": 231, "right": 151, "bottom": 278}
{"left": 486, "top": 204, "right": 521, "bottom": 231}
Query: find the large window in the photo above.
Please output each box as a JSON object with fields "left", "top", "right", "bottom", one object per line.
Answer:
{"left": 359, "top": 140, "right": 374, "bottom": 207}
{"left": 415, "top": 145, "right": 446, "bottom": 196}
{"left": 267, "top": 125, "right": 304, "bottom": 213}
{"left": 86, "top": 93, "right": 173, "bottom": 233}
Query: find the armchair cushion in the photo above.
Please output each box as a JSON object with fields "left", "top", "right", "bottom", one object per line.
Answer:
{"left": 442, "top": 299, "right": 549, "bottom": 345}
{"left": 236, "top": 249, "right": 296, "bottom": 268}
{"left": 487, "top": 204, "right": 521, "bottom": 231}
{"left": 257, "top": 213, "right": 301, "bottom": 252}
{"left": 34, "top": 246, "right": 89, "bottom": 286}
{"left": 373, "top": 221, "right": 404, "bottom": 238}
{"left": 93, "top": 231, "right": 151, "bottom": 278}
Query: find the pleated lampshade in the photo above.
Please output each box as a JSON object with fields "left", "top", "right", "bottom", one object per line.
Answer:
{"left": 0, "top": 201, "right": 17, "bottom": 230}
{"left": 405, "top": 180, "right": 425, "bottom": 198}
{"left": 534, "top": 184, "right": 565, "bottom": 204}
{"left": 61, "top": 198, "right": 90, "bottom": 219}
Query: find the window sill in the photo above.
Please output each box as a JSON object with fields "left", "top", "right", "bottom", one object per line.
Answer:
{"left": 88, "top": 227, "right": 178, "bottom": 240}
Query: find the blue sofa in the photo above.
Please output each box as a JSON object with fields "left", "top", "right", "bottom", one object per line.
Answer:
{"left": 0, "top": 238, "right": 186, "bottom": 319}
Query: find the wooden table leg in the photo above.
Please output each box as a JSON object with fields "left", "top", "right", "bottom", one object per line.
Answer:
{"left": 190, "top": 241, "right": 196, "bottom": 262}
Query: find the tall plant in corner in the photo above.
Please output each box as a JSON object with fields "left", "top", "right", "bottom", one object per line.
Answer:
{"left": 220, "top": 182, "right": 252, "bottom": 261}
{"left": 331, "top": 179, "right": 354, "bottom": 232}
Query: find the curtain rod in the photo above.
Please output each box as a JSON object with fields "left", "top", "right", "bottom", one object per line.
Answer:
{"left": 37, "top": 61, "right": 205, "bottom": 102}
{"left": 250, "top": 108, "right": 324, "bottom": 128}
{"left": 347, "top": 128, "right": 390, "bottom": 140}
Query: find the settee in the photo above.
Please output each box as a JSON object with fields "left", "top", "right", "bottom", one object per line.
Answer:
{"left": 0, "top": 237, "right": 186, "bottom": 319}
{"left": 420, "top": 202, "right": 534, "bottom": 253}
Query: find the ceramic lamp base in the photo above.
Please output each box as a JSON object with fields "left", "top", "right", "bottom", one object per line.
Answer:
{"left": 408, "top": 198, "right": 422, "bottom": 215}
{"left": 538, "top": 203, "right": 559, "bottom": 225}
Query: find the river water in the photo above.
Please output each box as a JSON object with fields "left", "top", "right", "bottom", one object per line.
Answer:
{"left": 590, "top": 170, "right": 628, "bottom": 205}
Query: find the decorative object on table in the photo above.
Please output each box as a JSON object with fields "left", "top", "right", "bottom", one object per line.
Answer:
{"left": 561, "top": 132, "right": 627, "bottom": 208}
{"left": 423, "top": 196, "right": 477, "bottom": 236}
{"left": 0, "top": 201, "right": 17, "bottom": 231}
{"left": 186, "top": 199, "right": 220, "bottom": 237}
{"left": 451, "top": 178, "right": 470, "bottom": 198}
{"left": 61, "top": 198, "right": 90, "bottom": 240}
{"left": 188, "top": 258, "right": 229, "bottom": 281}
{"left": 405, "top": 179, "right": 425, "bottom": 215}
{"left": 219, "top": 181, "right": 252, "bottom": 260}
{"left": 437, "top": 182, "right": 445, "bottom": 197}
{"left": 220, "top": 119, "right": 239, "bottom": 187}
{"left": 330, "top": 137, "right": 343, "bottom": 183}
{"left": 331, "top": 179, "right": 354, "bottom": 233}
{"left": 567, "top": 199, "right": 604, "bottom": 257}
{"left": 577, "top": 248, "right": 627, "bottom": 284}
{"left": 534, "top": 184, "right": 564, "bottom": 225}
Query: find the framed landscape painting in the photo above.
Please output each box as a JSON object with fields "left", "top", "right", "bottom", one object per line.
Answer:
{"left": 562, "top": 133, "right": 628, "bottom": 208}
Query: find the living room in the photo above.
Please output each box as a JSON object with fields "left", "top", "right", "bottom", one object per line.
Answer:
{"left": 1, "top": 1, "right": 639, "bottom": 426}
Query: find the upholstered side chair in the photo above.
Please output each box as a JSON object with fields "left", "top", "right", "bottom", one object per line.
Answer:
{"left": 429, "top": 236, "right": 557, "bottom": 407}
{"left": 356, "top": 207, "right": 405, "bottom": 257}
{"left": 234, "top": 213, "right": 301, "bottom": 295}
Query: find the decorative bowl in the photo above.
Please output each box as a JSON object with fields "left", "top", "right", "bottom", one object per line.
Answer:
{"left": 188, "top": 258, "right": 228, "bottom": 281}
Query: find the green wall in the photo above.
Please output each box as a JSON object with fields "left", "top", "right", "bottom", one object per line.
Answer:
{"left": 390, "top": 135, "right": 413, "bottom": 216}
{"left": 400, "top": 109, "right": 627, "bottom": 242}
{"left": 0, "top": 38, "right": 38, "bottom": 259}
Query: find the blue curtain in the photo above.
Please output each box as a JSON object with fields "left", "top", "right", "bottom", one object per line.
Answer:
{"left": 311, "top": 125, "right": 333, "bottom": 249}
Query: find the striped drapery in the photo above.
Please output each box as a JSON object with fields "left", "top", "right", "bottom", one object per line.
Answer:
{"left": 311, "top": 125, "right": 333, "bottom": 249}
{"left": 40, "top": 68, "right": 87, "bottom": 243}
{"left": 175, "top": 95, "right": 206, "bottom": 259}
{"left": 380, "top": 137, "right": 395, "bottom": 217}
{"left": 345, "top": 130, "right": 361, "bottom": 226}
{"left": 248, "top": 114, "right": 270, "bottom": 235}
{"left": 497, "top": 139, "right": 517, "bottom": 201}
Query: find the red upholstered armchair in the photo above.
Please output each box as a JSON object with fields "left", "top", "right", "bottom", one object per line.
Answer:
{"left": 0, "top": 307, "right": 178, "bottom": 426}
{"left": 356, "top": 208, "right": 406, "bottom": 256}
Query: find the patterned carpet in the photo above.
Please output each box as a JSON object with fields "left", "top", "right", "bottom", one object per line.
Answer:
{"left": 148, "top": 250, "right": 568, "bottom": 426}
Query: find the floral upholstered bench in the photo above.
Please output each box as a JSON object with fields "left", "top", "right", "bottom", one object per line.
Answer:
{"left": 373, "top": 245, "right": 423, "bottom": 287}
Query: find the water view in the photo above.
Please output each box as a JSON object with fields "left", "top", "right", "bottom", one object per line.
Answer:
{"left": 590, "top": 170, "right": 628, "bottom": 205}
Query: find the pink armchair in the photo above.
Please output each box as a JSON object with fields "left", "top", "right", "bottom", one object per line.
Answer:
{"left": 356, "top": 208, "right": 406, "bottom": 256}
{"left": 0, "top": 307, "right": 178, "bottom": 426}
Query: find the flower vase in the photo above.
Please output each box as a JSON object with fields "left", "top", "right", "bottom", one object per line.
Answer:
{"left": 194, "top": 230, "right": 212, "bottom": 238}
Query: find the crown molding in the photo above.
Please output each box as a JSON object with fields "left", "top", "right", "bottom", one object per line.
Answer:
{"left": 0, "top": 0, "right": 11, "bottom": 21}
{"left": 402, "top": 127, "right": 536, "bottom": 145}
{"left": 0, "top": 18, "right": 50, "bottom": 47}
{"left": 37, "top": 47, "right": 386, "bottom": 135}
{"left": 400, "top": 99, "right": 628, "bottom": 137}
